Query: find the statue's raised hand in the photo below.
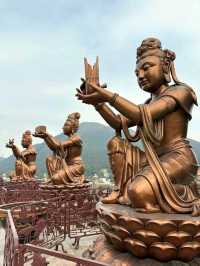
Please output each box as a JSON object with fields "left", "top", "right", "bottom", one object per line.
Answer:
{"left": 33, "top": 126, "right": 47, "bottom": 139}
{"left": 76, "top": 78, "right": 113, "bottom": 105}
{"left": 6, "top": 138, "right": 14, "bottom": 148}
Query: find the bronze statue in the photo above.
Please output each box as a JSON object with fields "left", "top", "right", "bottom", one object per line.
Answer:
{"left": 78, "top": 38, "right": 200, "bottom": 263}
{"left": 33, "top": 112, "right": 85, "bottom": 185}
{"left": 6, "top": 130, "right": 37, "bottom": 182}
{"left": 77, "top": 37, "right": 199, "bottom": 216}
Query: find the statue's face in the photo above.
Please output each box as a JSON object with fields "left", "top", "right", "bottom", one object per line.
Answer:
{"left": 135, "top": 55, "right": 165, "bottom": 93}
{"left": 63, "top": 121, "right": 72, "bottom": 135}
{"left": 21, "top": 136, "right": 30, "bottom": 148}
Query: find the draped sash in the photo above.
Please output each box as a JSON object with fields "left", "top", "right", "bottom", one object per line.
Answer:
{"left": 138, "top": 104, "right": 197, "bottom": 214}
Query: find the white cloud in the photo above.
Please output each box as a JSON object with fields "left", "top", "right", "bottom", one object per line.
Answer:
{"left": 1, "top": 0, "right": 200, "bottom": 157}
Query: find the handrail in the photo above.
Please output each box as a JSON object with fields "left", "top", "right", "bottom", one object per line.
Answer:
{"left": 1, "top": 208, "right": 20, "bottom": 266}
{"left": 0, "top": 187, "right": 111, "bottom": 266}
{"left": 25, "top": 243, "right": 109, "bottom": 266}
{"left": 7, "top": 210, "right": 19, "bottom": 248}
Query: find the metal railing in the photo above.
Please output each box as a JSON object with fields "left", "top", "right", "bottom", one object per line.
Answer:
{"left": 0, "top": 186, "right": 111, "bottom": 266}
{"left": 24, "top": 244, "right": 108, "bottom": 266}
{"left": 3, "top": 209, "right": 20, "bottom": 266}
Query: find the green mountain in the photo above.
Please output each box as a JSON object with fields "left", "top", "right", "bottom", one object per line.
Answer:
{"left": 0, "top": 122, "right": 200, "bottom": 177}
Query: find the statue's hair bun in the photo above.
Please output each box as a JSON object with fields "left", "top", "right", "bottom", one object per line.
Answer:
{"left": 75, "top": 112, "right": 80, "bottom": 119}
{"left": 24, "top": 130, "right": 31, "bottom": 135}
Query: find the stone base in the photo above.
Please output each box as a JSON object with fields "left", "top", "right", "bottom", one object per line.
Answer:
{"left": 9, "top": 175, "right": 36, "bottom": 182}
{"left": 83, "top": 235, "right": 200, "bottom": 266}
{"left": 39, "top": 180, "right": 91, "bottom": 191}
{"left": 96, "top": 202, "right": 200, "bottom": 262}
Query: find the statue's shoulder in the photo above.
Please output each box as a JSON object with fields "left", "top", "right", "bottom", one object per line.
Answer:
{"left": 30, "top": 146, "right": 37, "bottom": 155}
{"left": 162, "top": 84, "right": 198, "bottom": 119}
{"left": 70, "top": 134, "right": 82, "bottom": 145}
{"left": 164, "top": 84, "right": 197, "bottom": 102}
{"left": 22, "top": 147, "right": 37, "bottom": 157}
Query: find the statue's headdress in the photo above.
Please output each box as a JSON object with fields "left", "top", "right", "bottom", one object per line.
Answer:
{"left": 137, "top": 38, "right": 177, "bottom": 82}
{"left": 136, "top": 38, "right": 197, "bottom": 104}
{"left": 137, "top": 38, "right": 175, "bottom": 61}
{"left": 66, "top": 112, "right": 80, "bottom": 132}
{"left": 22, "top": 130, "right": 32, "bottom": 144}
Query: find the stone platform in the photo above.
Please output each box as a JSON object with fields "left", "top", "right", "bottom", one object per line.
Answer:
{"left": 95, "top": 202, "right": 200, "bottom": 262}
{"left": 84, "top": 235, "right": 200, "bottom": 266}
{"left": 39, "top": 181, "right": 92, "bottom": 198}
{"left": 39, "top": 180, "right": 91, "bottom": 191}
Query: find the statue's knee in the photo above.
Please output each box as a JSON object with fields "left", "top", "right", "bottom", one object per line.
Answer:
{"left": 46, "top": 156, "right": 54, "bottom": 164}
{"left": 107, "top": 136, "right": 123, "bottom": 152}
{"left": 128, "top": 175, "right": 157, "bottom": 209}
{"left": 107, "top": 137, "right": 125, "bottom": 170}
{"left": 15, "top": 160, "right": 23, "bottom": 171}
{"left": 16, "top": 160, "right": 21, "bottom": 166}
{"left": 51, "top": 173, "right": 60, "bottom": 184}
{"left": 30, "top": 165, "right": 36, "bottom": 176}
{"left": 128, "top": 177, "right": 144, "bottom": 199}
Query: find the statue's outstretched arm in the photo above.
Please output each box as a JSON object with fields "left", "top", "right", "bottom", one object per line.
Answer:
{"left": 94, "top": 103, "right": 121, "bottom": 130}
{"left": 62, "top": 139, "right": 74, "bottom": 148}
{"left": 62, "top": 135, "right": 81, "bottom": 149}
{"left": 33, "top": 129, "right": 60, "bottom": 152}
{"left": 12, "top": 145, "right": 22, "bottom": 160}
{"left": 109, "top": 95, "right": 141, "bottom": 125}
{"left": 6, "top": 139, "right": 22, "bottom": 159}
{"left": 110, "top": 95, "right": 177, "bottom": 124}
{"left": 44, "top": 134, "right": 61, "bottom": 152}
{"left": 76, "top": 82, "right": 177, "bottom": 125}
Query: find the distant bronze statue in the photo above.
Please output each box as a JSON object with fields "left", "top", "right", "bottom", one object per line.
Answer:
{"left": 6, "top": 131, "right": 37, "bottom": 182}
{"left": 33, "top": 112, "right": 85, "bottom": 185}
{"left": 78, "top": 38, "right": 200, "bottom": 263}
{"left": 77, "top": 38, "right": 200, "bottom": 216}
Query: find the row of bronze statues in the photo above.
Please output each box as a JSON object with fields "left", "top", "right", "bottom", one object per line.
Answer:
{"left": 77, "top": 37, "right": 200, "bottom": 264}
{"left": 6, "top": 112, "right": 85, "bottom": 184}
{"left": 76, "top": 37, "right": 200, "bottom": 216}
{"left": 4, "top": 37, "right": 200, "bottom": 262}
{"left": 6, "top": 37, "right": 200, "bottom": 215}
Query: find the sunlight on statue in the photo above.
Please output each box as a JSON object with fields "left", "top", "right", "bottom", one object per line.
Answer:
{"left": 76, "top": 37, "right": 200, "bottom": 216}
{"left": 6, "top": 131, "right": 37, "bottom": 182}
{"left": 34, "top": 112, "right": 85, "bottom": 185}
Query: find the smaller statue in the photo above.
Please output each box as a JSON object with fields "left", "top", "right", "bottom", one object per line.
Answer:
{"left": 6, "top": 131, "right": 37, "bottom": 182}
{"left": 33, "top": 112, "right": 85, "bottom": 185}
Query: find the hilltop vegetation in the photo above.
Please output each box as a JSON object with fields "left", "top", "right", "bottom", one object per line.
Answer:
{"left": 0, "top": 122, "right": 199, "bottom": 178}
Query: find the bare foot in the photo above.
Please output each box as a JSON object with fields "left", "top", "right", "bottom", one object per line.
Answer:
{"left": 101, "top": 190, "right": 120, "bottom": 204}
{"left": 192, "top": 200, "right": 200, "bottom": 216}
{"left": 135, "top": 203, "right": 160, "bottom": 213}
{"left": 118, "top": 195, "right": 131, "bottom": 205}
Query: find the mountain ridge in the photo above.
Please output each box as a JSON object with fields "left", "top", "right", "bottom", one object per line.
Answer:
{"left": 0, "top": 122, "right": 199, "bottom": 177}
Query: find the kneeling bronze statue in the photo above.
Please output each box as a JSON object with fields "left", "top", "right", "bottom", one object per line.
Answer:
{"left": 77, "top": 38, "right": 200, "bottom": 263}
{"left": 6, "top": 130, "right": 37, "bottom": 182}
{"left": 34, "top": 112, "right": 85, "bottom": 185}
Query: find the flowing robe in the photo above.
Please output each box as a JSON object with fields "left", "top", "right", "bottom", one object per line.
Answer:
{"left": 11, "top": 147, "right": 37, "bottom": 181}
{"left": 46, "top": 134, "right": 85, "bottom": 184}
{"left": 114, "top": 85, "right": 199, "bottom": 214}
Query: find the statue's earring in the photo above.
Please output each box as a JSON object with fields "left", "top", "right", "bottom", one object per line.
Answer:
{"left": 163, "top": 61, "right": 171, "bottom": 83}
{"left": 164, "top": 71, "right": 171, "bottom": 83}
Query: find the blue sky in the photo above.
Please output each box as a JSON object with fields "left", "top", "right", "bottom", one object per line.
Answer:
{"left": 0, "top": 0, "right": 200, "bottom": 157}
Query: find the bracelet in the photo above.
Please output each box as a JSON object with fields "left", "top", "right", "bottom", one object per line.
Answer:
{"left": 94, "top": 103, "right": 104, "bottom": 111}
{"left": 109, "top": 93, "right": 119, "bottom": 106}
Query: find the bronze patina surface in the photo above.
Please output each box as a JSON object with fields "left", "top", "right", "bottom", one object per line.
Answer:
{"left": 96, "top": 202, "right": 200, "bottom": 262}
{"left": 33, "top": 112, "right": 85, "bottom": 185}
{"left": 6, "top": 130, "right": 37, "bottom": 182}
{"left": 84, "top": 234, "right": 200, "bottom": 266}
{"left": 77, "top": 38, "right": 200, "bottom": 262}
